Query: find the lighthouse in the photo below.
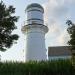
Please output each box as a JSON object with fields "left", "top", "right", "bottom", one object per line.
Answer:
{"left": 21, "top": 3, "right": 48, "bottom": 61}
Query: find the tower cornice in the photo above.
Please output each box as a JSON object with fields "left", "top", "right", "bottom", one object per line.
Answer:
{"left": 21, "top": 24, "right": 48, "bottom": 34}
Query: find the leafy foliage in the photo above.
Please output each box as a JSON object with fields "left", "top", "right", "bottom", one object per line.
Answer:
{"left": 0, "top": 60, "right": 74, "bottom": 75}
{"left": 66, "top": 20, "right": 75, "bottom": 65}
{"left": 66, "top": 20, "right": 75, "bottom": 48}
{"left": 0, "top": 1, "right": 19, "bottom": 51}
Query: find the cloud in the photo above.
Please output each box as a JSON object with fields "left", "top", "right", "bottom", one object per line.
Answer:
{"left": 43, "top": 0, "right": 75, "bottom": 23}
{"left": 43, "top": 0, "right": 75, "bottom": 46}
{"left": 43, "top": 0, "right": 71, "bottom": 23}
{"left": 47, "top": 19, "right": 61, "bottom": 34}
{"left": 57, "top": 29, "right": 70, "bottom": 45}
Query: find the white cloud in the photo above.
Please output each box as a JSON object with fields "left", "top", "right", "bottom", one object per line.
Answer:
{"left": 57, "top": 29, "right": 70, "bottom": 45}
{"left": 43, "top": 0, "right": 75, "bottom": 22}
{"left": 43, "top": 0, "right": 70, "bottom": 23}
{"left": 47, "top": 19, "right": 61, "bottom": 34}
{"left": 43, "top": 0, "right": 75, "bottom": 46}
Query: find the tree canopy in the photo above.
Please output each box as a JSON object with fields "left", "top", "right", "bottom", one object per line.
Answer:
{"left": 66, "top": 20, "right": 75, "bottom": 50}
{"left": 0, "top": 1, "right": 19, "bottom": 51}
{"left": 66, "top": 20, "right": 75, "bottom": 65}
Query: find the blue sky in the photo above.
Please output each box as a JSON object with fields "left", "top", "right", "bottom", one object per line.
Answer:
{"left": 0, "top": 0, "right": 75, "bottom": 62}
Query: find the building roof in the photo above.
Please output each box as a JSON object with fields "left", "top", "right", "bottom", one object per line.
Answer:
{"left": 48, "top": 46, "right": 71, "bottom": 56}
{"left": 26, "top": 3, "right": 44, "bottom": 11}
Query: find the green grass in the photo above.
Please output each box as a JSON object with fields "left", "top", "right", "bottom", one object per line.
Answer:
{"left": 0, "top": 59, "right": 74, "bottom": 75}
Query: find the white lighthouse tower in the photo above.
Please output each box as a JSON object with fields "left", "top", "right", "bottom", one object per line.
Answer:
{"left": 21, "top": 3, "right": 48, "bottom": 61}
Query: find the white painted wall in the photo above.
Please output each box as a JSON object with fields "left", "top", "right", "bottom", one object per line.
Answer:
{"left": 25, "top": 27, "right": 47, "bottom": 61}
{"left": 22, "top": 3, "right": 48, "bottom": 61}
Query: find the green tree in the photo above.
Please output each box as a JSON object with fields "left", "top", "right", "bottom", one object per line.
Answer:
{"left": 66, "top": 20, "right": 75, "bottom": 65}
{"left": 0, "top": 1, "right": 19, "bottom": 51}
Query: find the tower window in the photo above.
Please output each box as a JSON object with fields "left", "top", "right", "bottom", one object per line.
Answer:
{"left": 32, "top": 21, "right": 37, "bottom": 24}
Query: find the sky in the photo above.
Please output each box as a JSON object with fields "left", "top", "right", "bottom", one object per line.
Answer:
{"left": 0, "top": 0, "right": 75, "bottom": 62}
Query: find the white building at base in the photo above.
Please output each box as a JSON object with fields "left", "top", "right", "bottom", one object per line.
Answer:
{"left": 21, "top": 3, "right": 48, "bottom": 61}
